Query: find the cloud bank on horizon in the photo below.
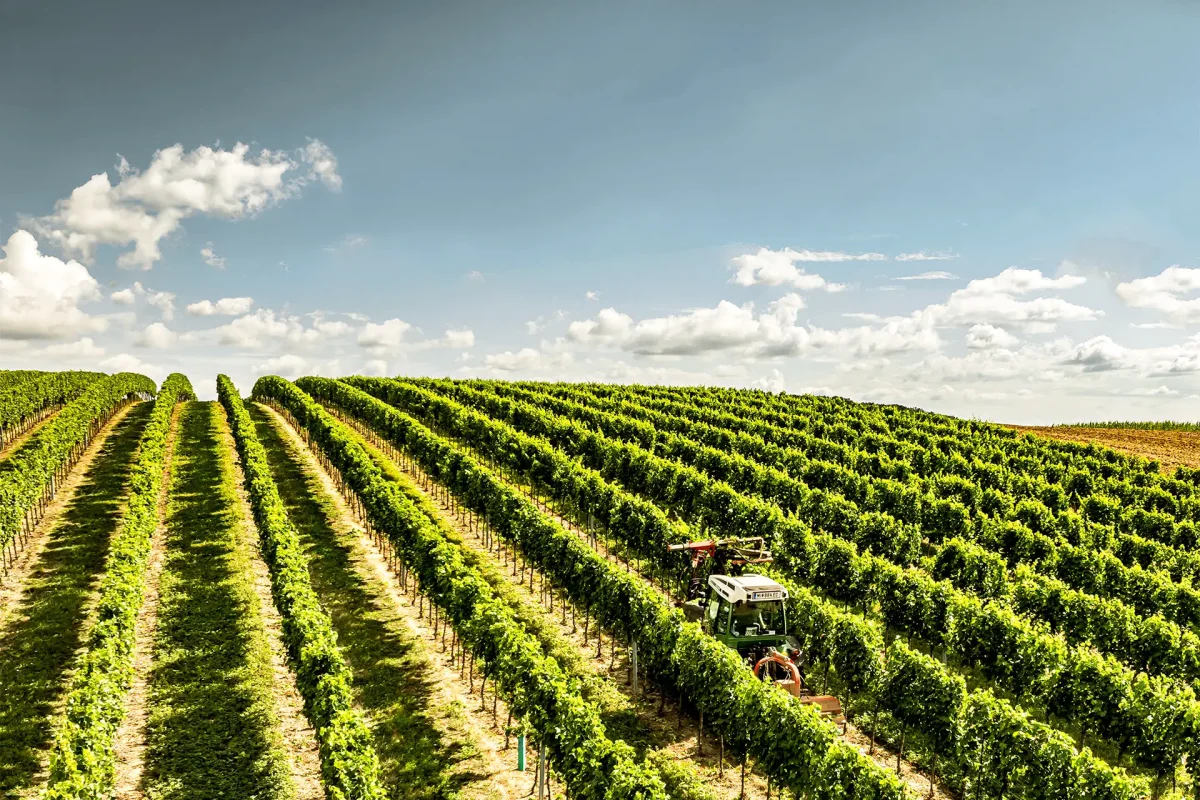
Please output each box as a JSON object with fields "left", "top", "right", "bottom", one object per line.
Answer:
{"left": 3, "top": 0, "right": 1200, "bottom": 425}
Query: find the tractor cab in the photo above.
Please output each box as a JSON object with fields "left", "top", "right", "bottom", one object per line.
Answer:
{"left": 684, "top": 573, "right": 794, "bottom": 660}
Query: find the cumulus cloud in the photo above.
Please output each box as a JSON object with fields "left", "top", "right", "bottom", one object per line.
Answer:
{"left": 484, "top": 347, "right": 573, "bottom": 372}
{"left": 146, "top": 289, "right": 176, "bottom": 321}
{"left": 186, "top": 297, "right": 255, "bottom": 316}
{"left": 923, "top": 267, "right": 1097, "bottom": 329}
{"left": 754, "top": 368, "right": 786, "bottom": 393}
{"left": 567, "top": 293, "right": 938, "bottom": 358}
{"left": 730, "top": 247, "right": 856, "bottom": 290}
{"left": 301, "top": 138, "right": 342, "bottom": 191}
{"left": 1063, "top": 336, "right": 1131, "bottom": 372}
{"left": 1115, "top": 266, "right": 1200, "bottom": 322}
{"left": 200, "top": 243, "right": 226, "bottom": 269}
{"left": 586, "top": 290, "right": 600, "bottom": 300}
{"left": 966, "top": 324, "right": 1019, "bottom": 350}
{"left": 28, "top": 140, "right": 340, "bottom": 270}
{"left": 202, "top": 309, "right": 351, "bottom": 348}
{"left": 136, "top": 322, "right": 178, "bottom": 349}
{"left": 0, "top": 230, "right": 105, "bottom": 340}
{"left": 100, "top": 352, "right": 157, "bottom": 375}
{"left": 42, "top": 337, "right": 105, "bottom": 358}
{"left": 358, "top": 318, "right": 413, "bottom": 351}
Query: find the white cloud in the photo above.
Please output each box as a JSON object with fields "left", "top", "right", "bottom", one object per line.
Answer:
{"left": 897, "top": 271, "right": 958, "bottom": 280}
{"left": 442, "top": 329, "right": 475, "bottom": 348}
{"left": 136, "top": 322, "right": 178, "bottom": 349}
{"left": 186, "top": 296, "right": 255, "bottom": 316}
{"left": 1115, "top": 266, "right": 1200, "bottom": 322}
{"left": 204, "top": 309, "right": 351, "bottom": 349}
{"left": 146, "top": 289, "right": 176, "bottom": 321}
{"left": 28, "top": 140, "right": 339, "bottom": 270}
{"left": 754, "top": 368, "right": 786, "bottom": 393}
{"left": 364, "top": 359, "right": 389, "bottom": 376}
{"left": 358, "top": 318, "right": 413, "bottom": 351}
{"left": 894, "top": 252, "right": 959, "bottom": 262}
{"left": 200, "top": 243, "right": 226, "bottom": 269}
{"left": 42, "top": 337, "right": 105, "bottom": 358}
{"left": 99, "top": 353, "right": 156, "bottom": 374}
{"left": 301, "top": 138, "right": 342, "bottom": 191}
{"left": 842, "top": 312, "right": 882, "bottom": 322}
{"left": 1063, "top": 336, "right": 1131, "bottom": 372}
{"left": 484, "top": 347, "right": 574, "bottom": 372}
{"left": 0, "top": 230, "right": 105, "bottom": 340}
{"left": 567, "top": 293, "right": 937, "bottom": 359}
{"left": 586, "top": 290, "right": 599, "bottom": 300}
{"left": 111, "top": 285, "right": 139, "bottom": 305}
{"left": 466, "top": 270, "right": 484, "bottom": 282}
{"left": 253, "top": 354, "right": 311, "bottom": 380}
{"left": 923, "top": 267, "right": 1097, "bottom": 329}
{"left": 965, "top": 324, "right": 1019, "bottom": 350}
{"left": 730, "top": 247, "right": 860, "bottom": 290}
{"left": 1131, "top": 322, "right": 1181, "bottom": 330}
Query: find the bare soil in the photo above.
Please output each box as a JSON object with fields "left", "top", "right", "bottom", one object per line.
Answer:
{"left": 1008, "top": 425, "right": 1200, "bottom": 474}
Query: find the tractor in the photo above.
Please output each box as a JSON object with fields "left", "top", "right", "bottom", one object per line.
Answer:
{"left": 670, "top": 538, "right": 845, "bottom": 726}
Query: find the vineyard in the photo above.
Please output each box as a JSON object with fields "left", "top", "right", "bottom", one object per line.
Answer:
{"left": 3, "top": 369, "right": 1200, "bottom": 800}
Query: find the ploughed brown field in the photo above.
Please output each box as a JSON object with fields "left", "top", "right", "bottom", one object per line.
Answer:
{"left": 1007, "top": 425, "right": 1200, "bottom": 474}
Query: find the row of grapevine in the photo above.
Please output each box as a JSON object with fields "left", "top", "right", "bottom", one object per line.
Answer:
{"left": 218, "top": 376, "right": 385, "bottom": 799}
{"left": 276, "top": 375, "right": 911, "bottom": 800}
{"left": 307, "top": 375, "right": 1146, "bottom": 800}
{"left": 0, "top": 373, "right": 155, "bottom": 554}
{"left": 605, "top": 383, "right": 1197, "bottom": 530}
{"left": 363, "top": 376, "right": 1198, "bottom": 782}
{"left": 0, "top": 371, "right": 103, "bottom": 449}
{"left": 43, "top": 374, "right": 194, "bottom": 798}
{"left": 250, "top": 376, "right": 675, "bottom": 800}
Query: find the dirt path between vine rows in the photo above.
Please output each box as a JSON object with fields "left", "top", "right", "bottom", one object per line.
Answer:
{"left": 255, "top": 403, "right": 522, "bottom": 800}
{"left": 328, "top": 400, "right": 955, "bottom": 800}
{"left": 0, "top": 401, "right": 138, "bottom": 620}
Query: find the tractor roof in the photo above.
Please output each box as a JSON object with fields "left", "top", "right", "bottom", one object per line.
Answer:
{"left": 708, "top": 573, "right": 788, "bottom": 604}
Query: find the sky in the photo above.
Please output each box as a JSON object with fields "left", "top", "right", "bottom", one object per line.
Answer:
{"left": 2, "top": 0, "right": 1200, "bottom": 424}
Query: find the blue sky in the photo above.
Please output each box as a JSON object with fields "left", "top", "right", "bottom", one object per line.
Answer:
{"left": 2, "top": 0, "right": 1199, "bottom": 422}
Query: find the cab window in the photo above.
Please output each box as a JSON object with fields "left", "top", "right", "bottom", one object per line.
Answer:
{"left": 713, "top": 599, "right": 731, "bottom": 634}
{"left": 730, "top": 601, "right": 785, "bottom": 637}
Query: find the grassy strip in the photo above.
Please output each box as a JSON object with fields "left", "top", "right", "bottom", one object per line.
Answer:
{"left": 252, "top": 378, "right": 671, "bottom": 800}
{"left": 41, "top": 375, "right": 193, "bottom": 798}
{"left": 140, "top": 402, "right": 293, "bottom": 800}
{"left": 218, "top": 376, "right": 384, "bottom": 800}
{"left": 0, "top": 403, "right": 152, "bottom": 793}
